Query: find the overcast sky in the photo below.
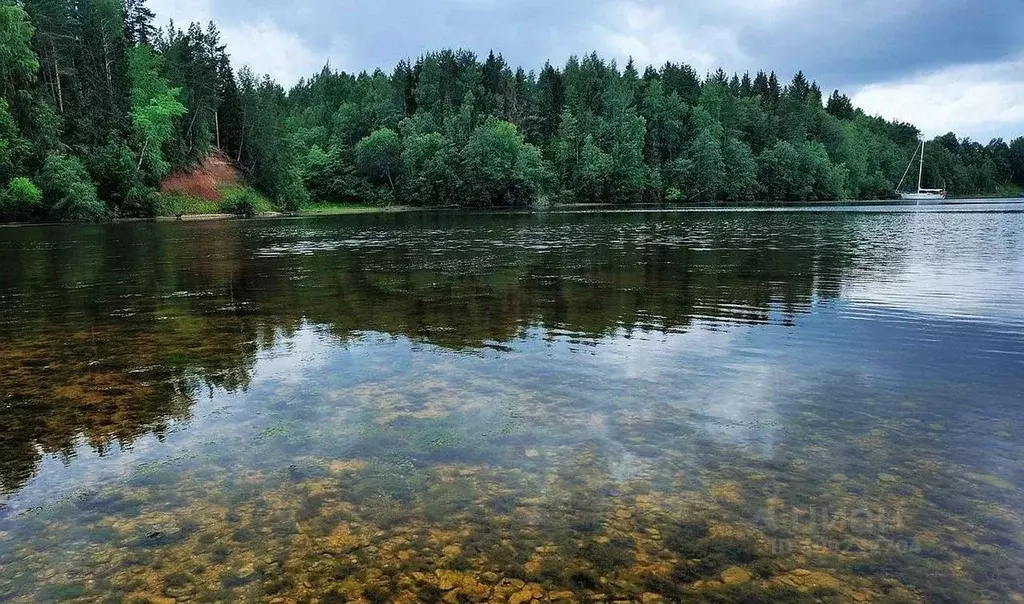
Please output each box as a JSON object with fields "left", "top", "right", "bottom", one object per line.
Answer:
{"left": 149, "top": 0, "right": 1024, "bottom": 141}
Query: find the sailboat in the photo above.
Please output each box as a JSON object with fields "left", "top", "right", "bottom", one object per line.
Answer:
{"left": 896, "top": 140, "right": 946, "bottom": 201}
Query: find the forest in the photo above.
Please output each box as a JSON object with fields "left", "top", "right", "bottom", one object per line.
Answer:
{"left": 1, "top": 0, "right": 1022, "bottom": 222}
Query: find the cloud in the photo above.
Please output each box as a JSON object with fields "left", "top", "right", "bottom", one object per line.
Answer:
{"left": 149, "top": 0, "right": 333, "bottom": 83}
{"left": 149, "top": 0, "right": 212, "bottom": 30}
{"left": 220, "top": 21, "right": 330, "bottom": 84}
{"left": 852, "top": 57, "right": 1024, "bottom": 140}
{"left": 592, "top": 2, "right": 748, "bottom": 74}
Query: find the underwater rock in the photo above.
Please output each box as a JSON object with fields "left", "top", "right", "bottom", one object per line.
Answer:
{"left": 720, "top": 566, "right": 752, "bottom": 584}
{"left": 327, "top": 459, "right": 369, "bottom": 473}
{"left": 434, "top": 569, "right": 490, "bottom": 600}
{"left": 774, "top": 569, "right": 842, "bottom": 591}
{"left": 709, "top": 482, "right": 743, "bottom": 504}
{"left": 436, "top": 569, "right": 461, "bottom": 590}
{"left": 127, "top": 593, "right": 175, "bottom": 604}
{"left": 802, "top": 571, "right": 842, "bottom": 590}
{"left": 492, "top": 579, "right": 523, "bottom": 600}
{"left": 235, "top": 563, "right": 256, "bottom": 580}
{"left": 508, "top": 583, "right": 546, "bottom": 604}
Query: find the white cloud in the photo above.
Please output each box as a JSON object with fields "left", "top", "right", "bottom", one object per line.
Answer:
{"left": 220, "top": 21, "right": 329, "bottom": 84}
{"left": 852, "top": 57, "right": 1024, "bottom": 139}
{"left": 149, "top": 0, "right": 333, "bottom": 85}
{"left": 592, "top": 1, "right": 749, "bottom": 75}
{"left": 150, "top": 0, "right": 212, "bottom": 29}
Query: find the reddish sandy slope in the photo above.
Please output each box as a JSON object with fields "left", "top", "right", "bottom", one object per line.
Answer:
{"left": 161, "top": 152, "right": 240, "bottom": 200}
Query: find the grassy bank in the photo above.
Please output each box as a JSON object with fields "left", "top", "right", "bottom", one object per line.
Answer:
{"left": 157, "top": 186, "right": 277, "bottom": 218}
{"left": 991, "top": 184, "right": 1024, "bottom": 198}
{"left": 155, "top": 188, "right": 414, "bottom": 219}
{"left": 295, "top": 203, "right": 413, "bottom": 216}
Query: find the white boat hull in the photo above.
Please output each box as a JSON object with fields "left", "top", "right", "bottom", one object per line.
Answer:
{"left": 899, "top": 192, "right": 947, "bottom": 201}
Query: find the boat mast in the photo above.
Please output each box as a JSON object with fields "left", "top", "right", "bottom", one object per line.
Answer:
{"left": 917, "top": 140, "right": 925, "bottom": 193}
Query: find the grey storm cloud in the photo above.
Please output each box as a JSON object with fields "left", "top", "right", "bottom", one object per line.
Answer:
{"left": 151, "top": 0, "right": 1024, "bottom": 138}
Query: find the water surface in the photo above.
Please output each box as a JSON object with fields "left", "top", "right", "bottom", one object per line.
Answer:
{"left": 2, "top": 203, "right": 1023, "bottom": 603}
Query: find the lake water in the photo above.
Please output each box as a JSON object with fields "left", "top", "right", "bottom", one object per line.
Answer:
{"left": 1, "top": 202, "right": 1023, "bottom": 603}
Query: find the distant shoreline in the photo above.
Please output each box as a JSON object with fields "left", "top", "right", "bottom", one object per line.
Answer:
{"left": 2, "top": 198, "right": 1022, "bottom": 228}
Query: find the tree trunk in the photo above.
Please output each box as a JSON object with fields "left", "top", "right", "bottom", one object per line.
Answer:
{"left": 102, "top": 31, "right": 113, "bottom": 106}
{"left": 237, "top": 110, "right": 246, "bottom": 163}
{"left": 137, "top": 137, "right": 149, "bottom": 170}
{"left": 52, "top": 40, "right": 64, "bottom": 114}
{"left": 185, "top": 111, "right": 199, "bottom": 154}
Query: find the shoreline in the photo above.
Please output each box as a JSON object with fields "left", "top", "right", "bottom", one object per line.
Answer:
{"left": 2, "top": 197, "right": 1022, "bottom": 228}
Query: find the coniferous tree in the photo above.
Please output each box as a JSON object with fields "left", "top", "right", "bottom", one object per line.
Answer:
{"left": 123, "top": 0, "right": 155, "bottom": 45}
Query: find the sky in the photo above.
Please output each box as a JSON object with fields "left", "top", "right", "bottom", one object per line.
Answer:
{"left": 148, "top": 0, "right": 1024, "bottom": 141}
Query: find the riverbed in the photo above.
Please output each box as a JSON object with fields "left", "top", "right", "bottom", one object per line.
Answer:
{"left": 1, "top": 202, "right": 1022, "bottom": 602}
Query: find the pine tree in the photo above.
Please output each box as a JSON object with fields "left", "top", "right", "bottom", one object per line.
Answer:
{"left": 123, "top": 0, "right": 155, "bottom": 45}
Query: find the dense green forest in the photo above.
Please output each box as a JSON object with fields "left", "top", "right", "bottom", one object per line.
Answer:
{"left": 0, "top": 0, "right": 1022, "bottom": 221}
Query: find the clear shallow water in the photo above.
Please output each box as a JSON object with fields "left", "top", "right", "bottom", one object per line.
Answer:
{"left": 1, "top": 203, "right": 1023, "bottom": 603}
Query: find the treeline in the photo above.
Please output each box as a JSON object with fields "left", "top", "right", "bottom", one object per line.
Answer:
{"left": 0, "top": 0, "right": 1022, "bottom": 222}
{"left": 0, "top": 0, "right": 302, "bottom": 222}
{"left": 289, "top": 54, "right": 1024, "bottom": 207}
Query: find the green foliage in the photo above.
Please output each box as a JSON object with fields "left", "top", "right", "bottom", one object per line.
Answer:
{"left": 551, "top": 109, "right": 611, "bottom": 202}
{"left": 402, "top": 132, "right": 459, "bottom": 205}
{"left": 219, "top": 186, "right": 272, "bottom": 217}
{"left": 801, "top": 140, "right": 847, "bottom": 200}
{"left": 0, "top": 176, "right": 41, "bottom": 220}
{"left": 0, "top": 3, "right": 39, "bottom": 97}
{"left": 38, "top": 154, "right": 105, "bottom": 220}
{"left": 129, "top": 46, "right": 186, "bottom": 179}
{"left": 236, "top": 69, "right": 304, "bottom": 208}
{"left": 602, "top": 81, "right": 650, "bottom": 202}
{"left": 460, "top": 119, "right": 547, "bottom": 207}
{"left": 1010, "top": 137, "right": 1024, "bottom": 187}
{"left": 0, "top": 98, "right": 27, "bottom": 183}
{"left": 355, "top": 127, "right": 402, "bottom": 192}
{"left": 86, "top": 138, "right": 157, "bottom": 216}
{"left": 722, "top": 138, "right": 758, "bottom": 201}
{"left": 156, "top": 192, "right": 220, "bottom": 216}
{"left": 300, "top": 144, "right": 368, "bottom": 204}
{"left": 158, "top": 22, "right": 229, "bottom": 167}
{"left": 5, "top": 176, "right": 41, "bottom": 204}
{"left": 758, "top": 141, "right": 803, "bottom": 201}
{"left": 686, "top": 106, "right": 725, "bottom": 202}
